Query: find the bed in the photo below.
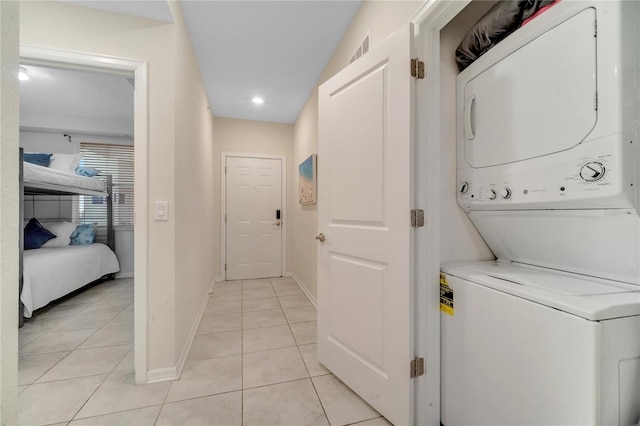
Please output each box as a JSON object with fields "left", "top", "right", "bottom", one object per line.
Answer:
{"left": 23, "top": 160, "right": 107, "bottom": 196}
{"left": 21, "top": 244, "right": 120, "bottom": 317}
{"left": 19, "top": 148, "right": 119, "bottom": 324}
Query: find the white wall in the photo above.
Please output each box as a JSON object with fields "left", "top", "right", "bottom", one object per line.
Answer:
{"left": 20, "top": 1, "right": 215, "bottom": 376}
{"left": 290, "top": 1, "right": 424, "bottom": 299}
{"left": 21, "top": 130, "right": 79, "bottom": 154}
{"left": 439, "top": 2, "right": 494, "bottom": 264}
{"left": 0, "top": 0, "right": 20, "bottom": 422}
{"left": 170, "top": 1, "right": 216, "bottom": 369}
{"left": 21, "top": 130, "right": 133, "bottom": 153}
{"left": 212, "top": 117, "right": 294, "bottom": 281}
{"left": 21, "top": 111, "right": 133, "bottom": 137}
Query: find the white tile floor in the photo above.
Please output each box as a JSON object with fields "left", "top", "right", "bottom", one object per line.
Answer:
{"left": 18, "top": 277, "right": 389, "bottom": 426}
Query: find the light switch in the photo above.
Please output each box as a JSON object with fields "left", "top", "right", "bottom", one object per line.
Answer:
{"left": 154, "top": 201, "right": 169, "bottom": 221}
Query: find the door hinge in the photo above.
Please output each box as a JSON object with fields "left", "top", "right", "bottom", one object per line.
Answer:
{"left": 411, "top": 209, "right": 424, "bottom": 228}
{"left": 225, "top": 214, "right": 227, "bottom": 223}
{"left": 224, "top": 263, "right": 227, "bottom": 271}
{"left": 410, "top": 357, "right": 425, "bottom": 378}
{"left": 594, "top": 92, "right": 598, "bottom": 110}
{"left": 411, "top": 58, "right": 425, "bottom": 79}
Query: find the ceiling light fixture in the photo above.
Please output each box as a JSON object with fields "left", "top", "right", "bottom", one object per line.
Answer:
{"left": 19, "top": 66, "right": 30, "bottom": 81}
{"left": 252, "top": 97, "right": 264, "bottom": 105}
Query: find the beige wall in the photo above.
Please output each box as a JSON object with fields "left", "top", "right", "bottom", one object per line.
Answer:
{"left": 290, "top": 1, "right": 424, "bottom": 299}
{"left": 0, "top": 1, "right": 20, "bottom": 422}
{"left": 169, "top": 2, "right": 217, "bottom": 367}
{"left": 20, "top": 1, "right": 215, "bottom": 374}
{"left": 212, "top": 117, "right": 294, "bottom": 280}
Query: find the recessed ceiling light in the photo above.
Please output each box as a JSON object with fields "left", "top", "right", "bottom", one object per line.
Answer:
{"left": 252, "top": 97, "right": 264, "bottom": 105}
{"left": 19, "top": 66, "right": 29, "bottom": 81}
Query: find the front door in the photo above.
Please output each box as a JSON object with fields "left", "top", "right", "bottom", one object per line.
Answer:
{"left": 226, "top": 156, "right": 282, "bottom": 280}
{"left": 317, "top": 24, "right": 416, "bottom": 425}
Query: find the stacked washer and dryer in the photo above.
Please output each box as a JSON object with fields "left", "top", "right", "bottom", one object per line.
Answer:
{"left": 441, "top": 1, "right": 640, "bottom": 425}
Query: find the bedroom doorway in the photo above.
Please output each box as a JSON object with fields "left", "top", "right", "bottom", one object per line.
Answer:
{"left": 222, "top": 153, "right": 286, "bottom": 281}
{"left": 19, "top": 46, "right": 149, "bottom": 385}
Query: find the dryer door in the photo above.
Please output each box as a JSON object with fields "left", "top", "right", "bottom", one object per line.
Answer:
{"left": 461, "top": 8, "right": 597, "bottom": 168}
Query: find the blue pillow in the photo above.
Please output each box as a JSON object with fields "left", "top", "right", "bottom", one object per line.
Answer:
{"left": 70, "top": 223, "right": 97, "bottom": 245}
{"left": 24, "top": 153, "right": 52, "bottom": 167}
{"left": 24, "top": 218, "right": 56, "bottom": 250}
{"left": 75, "top": 167, "right": 99, "bottom": 177}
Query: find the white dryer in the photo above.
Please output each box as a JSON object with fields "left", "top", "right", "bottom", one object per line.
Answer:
{"left": 443, "top": 1, "right": 640, "bottom": 425}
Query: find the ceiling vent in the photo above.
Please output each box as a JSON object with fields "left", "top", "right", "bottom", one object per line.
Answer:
{"left": 349, "top": 32, "right": 371, "bottom": 65}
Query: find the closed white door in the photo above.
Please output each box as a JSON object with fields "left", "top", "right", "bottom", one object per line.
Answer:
{"left": 226, "top": 156, "right": 282, "bottom": 280}
{"left": 317, "top": 24, "right": 415, "bottom": 425}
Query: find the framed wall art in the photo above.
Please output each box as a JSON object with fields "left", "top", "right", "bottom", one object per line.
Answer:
{"left": 298, "top": 154, "right": 317, "bottom": 204}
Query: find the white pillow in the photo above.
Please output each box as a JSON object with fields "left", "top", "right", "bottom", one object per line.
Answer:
{"left": 41, "top": 221, "right": 77, "bottom": 247}
{"left": 49, "top": 153, "right": 83, "bottom": 175}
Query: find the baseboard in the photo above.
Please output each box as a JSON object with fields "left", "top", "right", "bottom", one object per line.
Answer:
{"left": 210, "top": 276, "right": 222, "bottom": 293}
{"left": 146, "top": 366, "right": 177, "bottom": 383}
{"left": 116, "top": 272, "right": 134, "bottom": 279}
{"left": 287, "top": 272, "right": 317, "bottom": 308}
{"left": 149, "top": 277, "right": 214, "bottom": 383}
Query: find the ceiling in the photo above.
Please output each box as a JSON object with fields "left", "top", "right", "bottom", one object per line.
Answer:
{"left": 25, "top": 0, "right": 362, "bottom": 126}
{"left": 20, "top": 64, "right": 135, "bottom": 138}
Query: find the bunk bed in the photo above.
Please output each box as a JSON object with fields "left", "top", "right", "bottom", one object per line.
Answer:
{"left": 19, "top": 148, "right": 120, "bottom": 326}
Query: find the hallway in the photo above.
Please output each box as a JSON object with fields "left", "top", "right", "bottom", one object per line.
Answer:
{"left": 18, "top": 277, "right": 388, "bottom": 425}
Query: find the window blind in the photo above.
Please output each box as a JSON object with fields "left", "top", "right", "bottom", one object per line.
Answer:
{"left": 78, "top": 142, "right": 134, "bottom": 227}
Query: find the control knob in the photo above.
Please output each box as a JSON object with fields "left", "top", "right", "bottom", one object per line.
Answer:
{"left": 500, "top": 188, "right": 512, "bottom": 199}
{"left": 580, "top": 162, "right": 605, "bottom": 182}
{"left": 488, "top": 189, "right": 497, "bottom": 200}
{"left": 459, "top": 182, "right": 469, "bottom": 194}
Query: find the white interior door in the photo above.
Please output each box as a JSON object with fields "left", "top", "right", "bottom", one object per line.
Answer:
{"left": 226, "top": 156, "right": 282, "bottom": 280}
{"left": 317, "top": 24, "right": 415, "bottom": 425}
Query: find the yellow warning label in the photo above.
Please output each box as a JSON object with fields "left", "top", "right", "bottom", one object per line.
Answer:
{"left": 440, "top": 275, "right": 454, "bottom": 316}
{"left": 440, "top": 273, "right": 448, "bottom": 287}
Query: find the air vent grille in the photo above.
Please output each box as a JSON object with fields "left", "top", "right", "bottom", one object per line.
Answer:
{"left": 349, "top": 32, "right": 371, "bottom": 64}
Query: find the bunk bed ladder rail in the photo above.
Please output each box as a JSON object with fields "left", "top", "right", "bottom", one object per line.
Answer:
{"left": 107, "top": 174, "right": 115, "bottom": 252}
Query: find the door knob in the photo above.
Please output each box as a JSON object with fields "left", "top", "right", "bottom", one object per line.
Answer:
{"left": 315, "top": 233, "right": 327, "bottom": 243}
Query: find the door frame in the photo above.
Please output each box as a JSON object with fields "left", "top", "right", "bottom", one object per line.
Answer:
{"left": 19, "top": 45, "right": 150, "bottom": 385}
{"left": 220, "top": 152, "right": 287, "bottom": 281}
{"left": 410, "top": 2, "right": 471, "bottom": 425}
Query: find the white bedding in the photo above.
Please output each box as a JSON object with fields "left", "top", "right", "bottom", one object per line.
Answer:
{"left": 21, "top": 243, "right": 120, "bottom": 317}
{"left": 23, "top": 161, "right": 106, "bottom": 193}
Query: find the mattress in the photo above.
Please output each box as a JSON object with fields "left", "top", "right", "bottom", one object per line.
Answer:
{"left": 21, "top": 243, "right": 120, "bottom": 317}
{"left": 23, "top": 161, "right": 106, "bottom": 194}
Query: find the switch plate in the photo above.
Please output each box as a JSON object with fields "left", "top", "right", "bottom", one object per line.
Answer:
{"left": 154, "top": 201, "right": 169, "bottom": 221}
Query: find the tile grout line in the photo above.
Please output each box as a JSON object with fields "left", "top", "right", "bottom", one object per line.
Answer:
{"left": 19, "top": 278, "right": 132, "bottom": 424}
{"left": 276, "top": 278, "right": 332, "bottom": 425}
{"left": 67, "top": 279, "right": 134, "bottom": 423}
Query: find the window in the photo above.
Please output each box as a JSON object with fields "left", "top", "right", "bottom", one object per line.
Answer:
{"left": 77, "top": 142, "right": 134, "bottom": 227}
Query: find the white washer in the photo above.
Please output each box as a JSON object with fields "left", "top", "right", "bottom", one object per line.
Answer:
{"left": 443, "top": 1, "right": 640, "bottom": 424}
{"left": 440, "top": 261, "right": 640, "bottom": 426}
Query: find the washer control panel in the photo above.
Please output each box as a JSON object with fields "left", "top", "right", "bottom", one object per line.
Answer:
{"left": 457, "top": 136, "right": 635, "bottom": 210}
{"left": 579, "top": 162, "right": 606, "bottom": 182}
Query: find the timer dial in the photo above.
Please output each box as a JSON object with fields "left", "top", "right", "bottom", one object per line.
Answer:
{"left": 580, "top": 162, "right": 605, "bottom": 182}
{"left": 488, "top": 189, "right": 497, "bottom": 200}
{"left": 500, "top": 188, "right": 512, "bottom": 199}
{"left": 459, "top": 182, "right": 470, "bottom": 194}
